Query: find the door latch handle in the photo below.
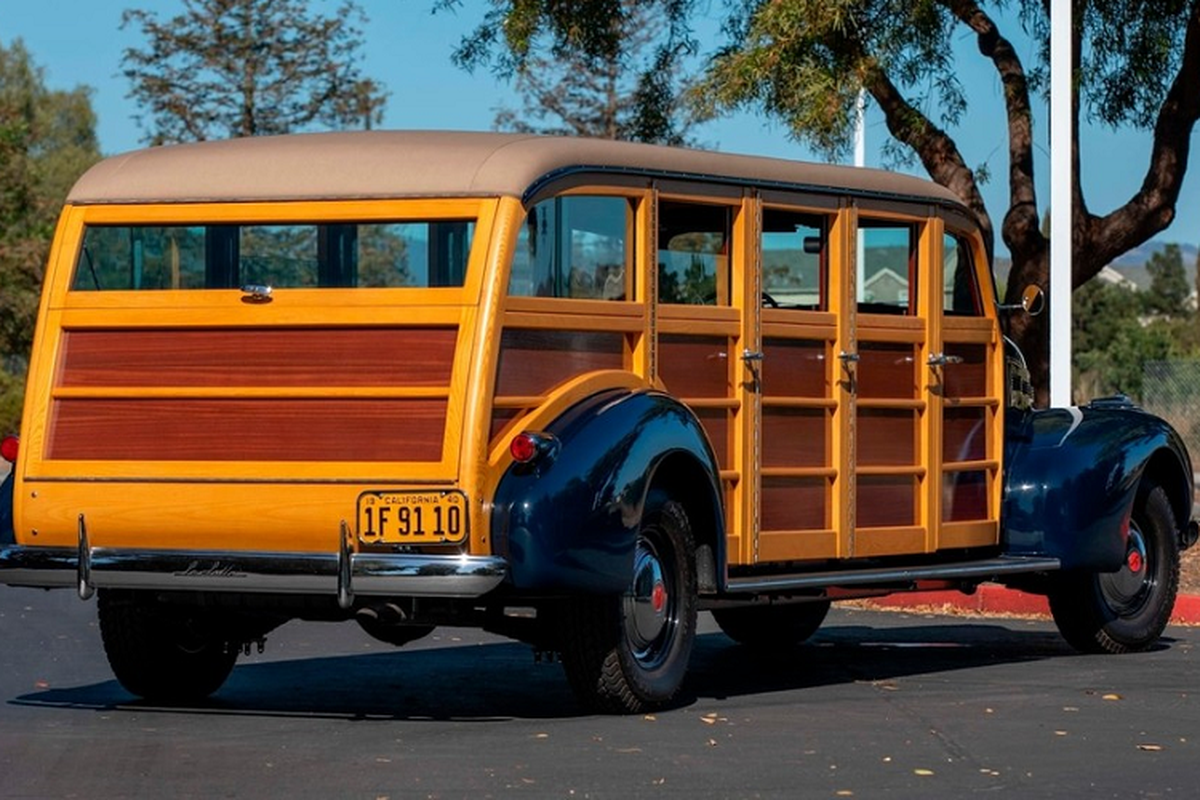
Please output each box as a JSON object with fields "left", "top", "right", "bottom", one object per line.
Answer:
{"left": 241, "top": 284, "right": 273, "bottom": 303}
{"left": 741, "top": 349, "right": 765, "bottom": 363}
{"left": 927, "top": 352, "right": 964, "bottom": 367}
{"left": 838, "top": 351, "right": 860, "bottom": 364}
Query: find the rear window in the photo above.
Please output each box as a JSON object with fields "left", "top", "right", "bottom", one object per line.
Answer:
{"left": 72, "top": 220, "right": 475, "bottom": 291}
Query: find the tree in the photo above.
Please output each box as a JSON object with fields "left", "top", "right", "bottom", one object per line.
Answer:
{"left": 449, "top": 0, "right": 1200, "bottom": 406}
{"left": 454, "top": 1, "right": 695, "bottom": 145}
{"left": 0, "top": 39, "right": 101, "bottom": 433}
{"left": 1143, "top": 244, "right": 1190, "bottom": 316}
{"left": 121, "top": 0, "right": 387, "bottom": 144}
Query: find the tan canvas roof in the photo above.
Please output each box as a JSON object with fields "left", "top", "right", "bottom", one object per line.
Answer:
{"left": 67, "top": 130, "right": 967, "bottom": 212}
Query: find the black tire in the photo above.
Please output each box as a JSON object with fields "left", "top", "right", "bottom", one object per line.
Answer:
{"left": 98, "top": 590, "right": 238, "bottom": 703}
{"left": 1048, "top": 480, "right": 1180, "bottom": 654}
{"left": 558, "top": 495, "right": 698, "bottom": 714}
{"left": 712, "top": 601, "right": 830, "bottom": 648}
{"left": 356, "top": 617, "right": 436, "bottom": 647}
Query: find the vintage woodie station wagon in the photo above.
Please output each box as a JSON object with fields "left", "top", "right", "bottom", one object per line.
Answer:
{"left": 1, "top": 131, "right": 1196, "bottom": 713}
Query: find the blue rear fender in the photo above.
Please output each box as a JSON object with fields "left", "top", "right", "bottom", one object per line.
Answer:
{"left": 0, "top": 469, "right": 13, "bottom": 545}
{"left": 1002, "top": 405, "right": 1194, "bottom": 571}
{"left": 491, "top": 389, "right": 725, "bottom": 594}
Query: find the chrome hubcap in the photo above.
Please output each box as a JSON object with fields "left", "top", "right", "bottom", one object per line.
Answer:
{"left": 1100, "top": 523, "right": 1152, "bottom": 614}
{"left": 624, "top": 537, "right": 671, "bottom": 662}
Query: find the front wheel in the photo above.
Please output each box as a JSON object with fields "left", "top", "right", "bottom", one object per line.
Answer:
{"left": 1048, "top": 480, "right": 1180, "bottom": 654}
{"left": 558, "top": 495, "right": 698, "bottom": 714}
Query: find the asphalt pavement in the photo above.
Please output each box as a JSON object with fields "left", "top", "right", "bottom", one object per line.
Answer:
{"left": 1, "top": 586, "right": 1198, "bottom": 799}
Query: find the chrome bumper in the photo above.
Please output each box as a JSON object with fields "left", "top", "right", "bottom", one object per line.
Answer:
{"left": 0, "top": 544, "right": 508, "bottom": 605}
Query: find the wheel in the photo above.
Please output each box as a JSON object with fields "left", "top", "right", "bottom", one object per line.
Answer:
{"left": 1048, "top": 480, "right": 1180, "bottom": 654}
{"left": 713, "top": 601, "right": 830, "bottom": 648}
{"left": 356, "top": 617, "right": 436, "bottom": 647}
{"left": 98, "top": 590, "right": 238, "bottom": 702}
{"left": 558, "top": 494, "right": 697, "bottom": 714}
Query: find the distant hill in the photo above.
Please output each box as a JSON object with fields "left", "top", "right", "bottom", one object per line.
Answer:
{"left": 1108, "top": 241, "right": 1199, "bottom": 290}
{"left": 992, "top": 240, "right": 1199, "bottom": 292}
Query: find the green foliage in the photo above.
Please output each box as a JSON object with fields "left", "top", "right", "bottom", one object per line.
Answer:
{"left": 1143, "top": 243, "right": 1190, "bottom": 315}
{"left": 470, "top": 1, "right": 696, "bottom": 145}
{"left": 0, "top": 39, "right": 101, "bottom": 433}
{"left": 1073, "top": 278, "right": 1167, "bottom": 400}
{"left": 121, "top": 0, "right": 387, "bottom": 144}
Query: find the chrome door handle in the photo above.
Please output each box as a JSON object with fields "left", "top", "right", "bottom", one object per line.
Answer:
{"left": 838, "top": 351, "right": 860, "bottom": 364}
{"left": 928, "top": 352, "right": 964, "bottom": 367}
{"left": 741, "top": 349, "right": 765, "bottom": 363}
{"left": 241, "top": 284, "right": 273, "bottom": 303}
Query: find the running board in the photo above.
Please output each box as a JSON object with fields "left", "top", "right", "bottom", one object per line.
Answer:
{"left": 723, "top": 556, "right": 1061, "bottom": 595}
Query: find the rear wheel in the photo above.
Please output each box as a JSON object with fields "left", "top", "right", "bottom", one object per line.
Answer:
{"left": 1048, "top": 480, "right": 1180, "bottom": 654}
{"left": 98, "top": 590, "right": 239, "bottom": 703}
{"left": 558, "top": 495, "right": 697, "bottom": 714}
{"left": 713, "top": 601, "right": 830, "bottom": 648}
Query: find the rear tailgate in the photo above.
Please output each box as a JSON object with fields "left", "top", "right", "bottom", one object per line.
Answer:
{"left": 14, "top": 200, "right": 493, "bottom": 557}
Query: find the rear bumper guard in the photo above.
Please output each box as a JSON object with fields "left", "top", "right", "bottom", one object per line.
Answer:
{"left": 0, "top": 517, "right": 507, "bottom": 606}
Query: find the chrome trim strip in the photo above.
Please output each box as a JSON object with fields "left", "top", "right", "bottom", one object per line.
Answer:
{"left": 724, "top": 556, "right": 1061, "bottom": 594}
{"left": 0, "top": 546, "right": 508, "bottom": 599}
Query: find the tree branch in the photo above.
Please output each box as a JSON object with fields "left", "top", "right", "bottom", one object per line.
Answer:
{"left": 1083, "top": 0, "right": 1200, "bottom": 274}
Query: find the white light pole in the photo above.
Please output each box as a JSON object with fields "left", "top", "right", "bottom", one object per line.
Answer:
{"left": 1049, "top": 0, "right": 1073, "bottom": 407}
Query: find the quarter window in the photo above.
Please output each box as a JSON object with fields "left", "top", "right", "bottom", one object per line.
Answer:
{"left": 510, "top": 195, "right": 633, "bottom": 300}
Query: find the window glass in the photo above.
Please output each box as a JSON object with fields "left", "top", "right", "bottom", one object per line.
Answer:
{"left": 510, "top": 195, "right": 633, "bottom": 300}
{"left": 762, "top": 209, "right": 827, "bottom": 310}
{"left": 72, "top": 220, "right": 474, "bottom": 291}
{"left": 943, "top": 233, "right": 982, "bottom": 316}
{"left": 857, "top": 223, "right": 915, "bottom": 314}
{"left": 658, "top": 201, "right": 732, "bottom": 305}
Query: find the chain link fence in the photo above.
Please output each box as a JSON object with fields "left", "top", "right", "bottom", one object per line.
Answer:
{"left": 1142, "top": 360, "right": 1200, "bottom": 471}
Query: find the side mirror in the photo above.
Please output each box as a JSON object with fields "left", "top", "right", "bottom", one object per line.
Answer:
{"left": 1020, "top": 284, "right": 1045, "bottom": 316}
{"left": 998, "top": 284, "right": 1045, "bottom": 316}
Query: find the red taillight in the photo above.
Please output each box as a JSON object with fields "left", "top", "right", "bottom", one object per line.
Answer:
{"left": 510, "top": 432, "right": 556, "bottom": 465}
{"left": 0, "top": 435, "right": 17, "bottom": 464}
{"left": 510, "top": 433, "right": 540, "bottom": 464}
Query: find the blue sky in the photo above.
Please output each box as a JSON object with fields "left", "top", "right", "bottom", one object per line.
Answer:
{"left": 4, "top": 1, "right": 1197, "bottom": 257}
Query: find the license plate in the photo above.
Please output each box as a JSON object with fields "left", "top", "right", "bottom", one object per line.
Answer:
{"left": 357, "top": 490, "right": 468, "bottom": 545}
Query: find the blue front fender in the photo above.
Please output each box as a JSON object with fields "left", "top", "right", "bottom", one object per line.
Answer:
{"left": 1002, "top": 404, "right": 1194, "bottom": 571}
{"left": 491, "top": 389, "right": 724, "bottom": 594}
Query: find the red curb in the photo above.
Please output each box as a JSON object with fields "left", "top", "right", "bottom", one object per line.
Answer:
{"left": 861, "top": 584, "right": 1200, "bottom": 626}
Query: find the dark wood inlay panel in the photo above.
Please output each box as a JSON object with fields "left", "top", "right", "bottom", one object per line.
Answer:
{"left": 60, "top": 328, "right": 457, "bottom": 388}
{"left": 857, "top": 476, "right": 916, "bottom": 527}
{"left": 943, "top": 470, "right": 989, "bottom": 521}
{"left": 943, "top": 343, "right": 987, "bottom": 398}
{"left": 762, "top": 407, "right": 826, "bottom": 468}
{"left": 761, "top": 476, "right": 826, "bottom": 531}
{"left": 857, "top": 343, "right": 916, "bottom": 399}
{"left": 495, "top": 329, "right": 625, "bottom": 397}
{"left": 489, "top": 408, "right": 523, "bottom": 442}
{"left": 857, "top": 409, "right": 916, "bottom": 466}
{"left": 762, "top": 339, "right": 827, "bottom": 397}
{"left": 659, "top": 335, "right": 731, "bottom": 398}
{"left": 49, "top": 398, "right": 446, "bottom": 462}
{"left": 693, "top": 407, "right": 730, "bottom": 470}
{"left": 943, "top": 407, "right": 987, "bottom": 463}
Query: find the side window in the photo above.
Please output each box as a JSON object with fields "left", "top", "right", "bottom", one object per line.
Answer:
{"left": 858, "top": 222, "right": 916, "bottom": 314}
{"left": 762, "top": 208, "right": 827, "bottom": 310}
{"left": 510, "top": 195, "right": 633, "bottom": 300}
{"left": 658, "top": 200, "right": 732, "bottom": 305}
{"left": 943, "top": 233, "right": 982, "bottom": 316}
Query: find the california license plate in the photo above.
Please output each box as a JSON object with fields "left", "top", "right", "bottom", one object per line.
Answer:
{"left": 357, "top": 490, "right": 468, "bottom": 545}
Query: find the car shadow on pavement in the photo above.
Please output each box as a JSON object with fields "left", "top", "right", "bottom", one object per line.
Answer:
{"left": 8, "top": 615, "right": 1172, "bottom": 721}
